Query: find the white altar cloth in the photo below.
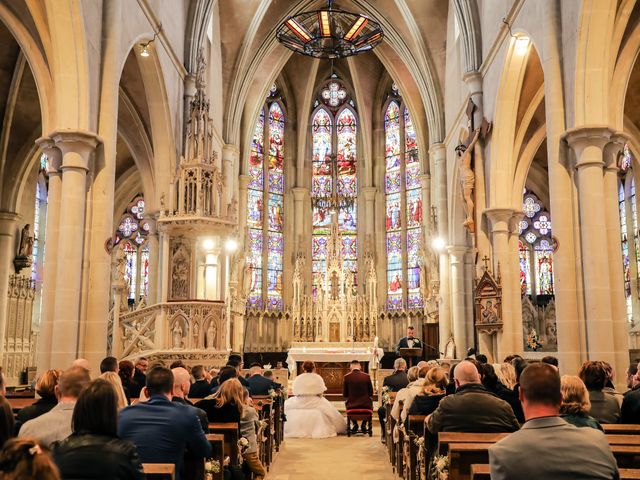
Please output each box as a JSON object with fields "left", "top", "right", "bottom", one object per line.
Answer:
{"left": 286, "top": 344, "right": 384, "bottom": 376}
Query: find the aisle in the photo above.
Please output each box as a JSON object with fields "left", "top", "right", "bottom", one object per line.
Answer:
{"left": 266, "top": 426, "right": 394, "bottom": 480}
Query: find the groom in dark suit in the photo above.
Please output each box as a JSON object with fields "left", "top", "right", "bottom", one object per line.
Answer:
{"left": 396, "top": 326, "right": 422, "bottom": 364}
{"left": 343, "top": 360, "right": 374, "bottom": 434}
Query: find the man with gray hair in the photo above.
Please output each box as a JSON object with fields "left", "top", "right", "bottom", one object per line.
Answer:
{"left": 426, "top": 360, "right": 519, "bottom": 433}
{"left": 377, "top": 359, "right": 410, "bottom": 443}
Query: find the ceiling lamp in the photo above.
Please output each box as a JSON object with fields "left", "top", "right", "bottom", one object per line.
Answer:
{"left": 276, "top": 0, "right": 384, "bottom": 59}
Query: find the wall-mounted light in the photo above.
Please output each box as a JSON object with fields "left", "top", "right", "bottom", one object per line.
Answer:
{"left": 225, "top": 238, "right": 238, "bottom": 253}
{"left": 431, "top": 237, "right": 446, "bottom": 252}
{"left": 203, "top": 238, "right": 215, "bottom": 250}
{"left": 139, "top": 23, "right": 162, "bottom": 58}
{"left": 502, "top": 18, "right": 530, "bottom": 56}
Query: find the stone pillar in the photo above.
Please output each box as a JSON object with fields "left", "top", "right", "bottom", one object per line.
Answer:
{"left": 292, "top": 187, "right": 307, "bottom": 253}
{"left": 420, "top": 174, "right": 431, "bottom": 243}
{"left": 0, "top": 212, "right": 18, "bottom": 359}
{"left": 110, "top": 281, "right": 126, "bottom": 357}
{"left": 49, "top": 130, "right": 99, "bottom": 368}
{"left": 448, "top": 245, "right": 468, "bottom": 353}
{"left": 35, "top": 138, "right": 62, "bottom": 372}
{"left": 508, "top": 212, "right": 525, "bottom": 355}
{"left": 430, "top": 143, "right": 451, "bottom": 353}
{"left": 160, "top": 231, "right": 170, "bottom": 302}
{"left": 238, "top": 175, "right": 250, "bottom": 244}
{"left": 485, "top": 208, "right": 515, "bottom": 359}
{"left": 542, "top": 0, "right": 584, "bottom": 375}
{"left": 362, "top": 186, "right": 376, "bottom": 238}
{"left": 565, "top": 127, "right": 617, "bottom": 368}
{"left": 603, "top": 133, "right": 630, "bottom": 383}
{"left": 222, "top": 144, "right": 238, "bottom": 207}
{"left": 146, "top": 217, "right": 159, "bottom": 305}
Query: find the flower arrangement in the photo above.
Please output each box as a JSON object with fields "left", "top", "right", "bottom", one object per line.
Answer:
{"left": 268, "top": 388, "right": 279, "bottom": 399}
{"left": 237, "top": 437, "right": 250, "bottom": 453}
{"left": 381, "top": 386, "right": 391, "bottom": 406}
{"left": 429, "top": 455, "right": 449, "bottom": 480}
{"left": 526, "top": 328, "right": 544, "bottom": 351}
{"left": 204, "top": 459, "right": 221, "bottom": 480}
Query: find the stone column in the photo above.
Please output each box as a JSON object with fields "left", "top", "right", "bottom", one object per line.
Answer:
{"left": 565, "top": 127, "right": 617, "bottom": 368}
{"left": 508, "top": 212, "right": 525, "bottom": 355}
{"left": 448, "top": 245, "right": 468, "bottom": 353}
{"left": 420, "top": 174, "right": 431, "bottom": 243}
{"left": 542, "top": 0, "right": 584, "bottom": 375}
{"left": 0, "top": 212, "right": 18, "bottom": 359}
{"left": 238, "top": 175, "right": 250, "bottom": 245}
{"left": 362, "top": 186, "right": 376, "bottom": 238}
{"left": 292, "top": 187, "right": 307, "bottom": 253}
{"left": 485, "top": 208, "right": 515, "bottom": 359}
{"left": 146, "top": 217, "right": 159, "bottom": 305}
{"left": 49, "top": 130, "right": 99, "bottom": 368}
{"left": 35, "top": 138, "right": 62, "bottom": 372}
{"left": 222, "top": 144, "right": 238, "bottom": 207}
{"left": 431, "top": 143, "right": 451, "bottom": 354}
{"left": 603, "top": 133, "right": 630, "bottom": 382}
{"left": 160, "top": 231, "right": 170, "bottom": 302}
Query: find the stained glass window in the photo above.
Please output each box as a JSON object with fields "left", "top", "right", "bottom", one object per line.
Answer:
{"left": 618, "top": 160, "right": 640, "bottom": 324}
{"left": 384, "top": 97, "right": 423, "bottom": 310}
{"left": 519, "top": 190, "right": 555, "bottom": 297}
{"left": 114, "top": 196, "right": 150, "bottom": 303}
{"left": 311, "top": 81, "right": 358, "bottom": 295}
{"left": 245, "top": 94, "right": 285, "bottom": 310}
{"left": 31, "top": 181, "right": 45, "bottom": 281}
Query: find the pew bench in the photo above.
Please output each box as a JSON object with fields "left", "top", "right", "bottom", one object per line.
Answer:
{"left": 437, "top": 432, "right": 509, "bottom": 456}
{"left": 206, "top": 434, "right": 225, "bottom": 480}
{"left": 404, "top": 415, "right": 426, "bottom": 480}
{"left": 611, "top": 445, "right": 640, "bottom": 469}
{"left": 604, "top": 425, "right": 640, "bottom": 435}
{"left": 469, "top": 464, "right": 490, "bottom": 480}
{"left": 7, "top": 397, "right": 36, "bottom": 414}
{"left": 208, "top": 423, "right": 241, "bottom": 467}
{"left": 448, "top": 443, "right": 491, "bottom": 480}
{"left": 142, "top": 463, "right": 175, "bottom": 480}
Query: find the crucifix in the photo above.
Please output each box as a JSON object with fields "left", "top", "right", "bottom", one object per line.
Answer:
{"left": 481, "top": 255, "right": 491, "bottom": 273}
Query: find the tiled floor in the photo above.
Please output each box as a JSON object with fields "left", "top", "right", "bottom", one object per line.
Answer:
{"left": 266, "top": 425, "right": 395, "bottom": 479}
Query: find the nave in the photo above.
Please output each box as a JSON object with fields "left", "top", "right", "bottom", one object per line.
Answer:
{"left": 266, "top": 426, "right": 391, "bottom": 480}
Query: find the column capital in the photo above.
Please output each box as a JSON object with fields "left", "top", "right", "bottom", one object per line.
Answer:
{"left": 239, "top": 174, "right": 251, "bottom": 190}
{"left": 36, "top": 137, "right": 63, "bottom": 174}
{"left": 462, "top": 70, "right": 483, "bottom": 96}
{"left": 563, "top": 126, "right": 613, "bottom": 162}
{"left": 509, "top": 210, "right": 525, "bottom": 234}
{"left": 361, "top": 186, "right": 377, "bottom": 201}
{"left": 419, "top": 173, "right": 431, "bottom": 188}
{"left": 292, "top": 187, "right": 308, "bottom": 201}
{"left": 0, "top": 211, "right": 19, "bottom": 234}
{"left": 50, "top": 130, "right": 101, "bottom": 171}
{"left": 603, "top": 131, "right": 629, "bottom": 170}
{"left": 222, "top": 143, "right": 239, "bottom": 160}
{"left": 447, "top": 245, "right": 470, "bottom": 258}
{"left": 484, "top": 208, "right": 515, "bottom": 233}
{"left": 429, "top": 142, "right": 446, "bottom": 161}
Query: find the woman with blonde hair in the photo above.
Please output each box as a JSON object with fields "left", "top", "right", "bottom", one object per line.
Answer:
{"left": 99, "top": 372, "right": 128, "bottom": 409}
{"left": 560, "top": 375, "right": 603, "bottom": 431}
{"left": 493, "top": 363, "right": 517, "bottom": 390}
{"left": 195, "top": 378, "right": 244, "bottom": 425}
{"left": 407, "top": 367, "right": 447, "bottom": 419}
{"left": 15, "top": 370, "right": 62, "bottom": 434}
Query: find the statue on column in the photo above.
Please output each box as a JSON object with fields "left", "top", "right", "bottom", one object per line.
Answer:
{"left": 292, "top": 253, "right": 305, "bottom": 311}
{"left": 206, "top": 322, "right": 216, "bottom": 349}
{"left": 456, "top": 127, "right": 481, "bottom": 233}
{"left": 18, "top": 224, "right": 34, "bottom": 257}
{"left": 172, "top": 323, "right": 183, "bottom": 349}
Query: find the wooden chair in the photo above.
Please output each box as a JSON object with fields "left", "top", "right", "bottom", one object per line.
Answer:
{"left": 142, "top": 463, "right": 175, "bottom": 480}
{"left": 208, "top": 423, "right": 241, "bottom": 467}
{"left": 346, "top": 409, "right": 373, "bottom": 437}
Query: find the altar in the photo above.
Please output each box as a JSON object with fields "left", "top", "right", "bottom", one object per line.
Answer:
{"left": 286, "top": 342, "right": 383, "bottom": 394}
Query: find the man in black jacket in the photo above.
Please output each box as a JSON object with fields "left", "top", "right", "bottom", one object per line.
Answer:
{"left": 378, "top": 357, "right": 409, "bottom": 442}
{"left": 396, "top": 326, "right": 422, "bottom": 365}
{"left": 246, "top": 364, "right": 281, "bottom": 396}
{"left": 622, "top": 362, "right": 640, "bottom": 423}
{"left": 172, "top": 367, "right": 208, "bottom": 433}
{"left": 189, "top": 365, "right": 212, "bottom": 399}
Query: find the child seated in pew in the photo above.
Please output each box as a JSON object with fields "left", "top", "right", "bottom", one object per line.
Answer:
{"left": 0, "top": 437, "right": 61, "bottom": 480}
{"left": 240, "top": 389, "right": 266, "bottom": 480}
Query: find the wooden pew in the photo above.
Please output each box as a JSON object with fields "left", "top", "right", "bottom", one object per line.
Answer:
{"left": 611, "top": 445, "right": 640, "bottom": 469}
{"left": 405, "top": 415, "right": 426, "bottom": 480}
{"left": 252, "top": 396, "right": 275, "bottom": 470}
{"left": 608, "top": 435, "right": 640, "bottom": 446}
{"left": 469, "top": 464, "right": 490, "bottom": 480}
{"left": 142, "top": 464, "right": 175, "bottom": 480}
{"left": 206, "top": 434, "right": 225, "bottom": 480}
{"left": 394, "top": 400, "right": 405, "bottom": 478}
{"left": 437, "top": 432, "right": 509, "bottom": 456}
{"left": 448, "top": 443, "right": 491, "bottom": 480}
{"left": 7, "top": 397, "right": 36, "bottom": 414}
{"left": 384, "top": 393, "right": 397, "bottom": 470}
{"left": 604, "top": 425, "right": 640, "bottom": 435}
{"left": 621, "top": 469, "right": 640, "bottom": 479}
{"left": 208, "top": 423, "right": 241, "bottom": 467}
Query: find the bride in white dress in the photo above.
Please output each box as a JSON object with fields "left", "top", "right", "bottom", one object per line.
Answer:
{"left": 284, "top": 361, "right": 347, "bottom": 438}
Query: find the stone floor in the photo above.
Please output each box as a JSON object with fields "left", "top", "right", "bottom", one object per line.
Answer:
{"left": 266, "top": 426, "right": 395, "bottom": 480}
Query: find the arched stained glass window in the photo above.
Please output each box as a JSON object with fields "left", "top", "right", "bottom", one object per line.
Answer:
{"left": 618, "top": 144, "right": 640, "bottom": 324}
{"left": 311, "top": 79, "right": 358, "bottom": 295}
{"left": 245, "top": 90, "right": 285, "bottom": 310}
{"left": 114, "top": 196, "right": 150, "bottom": 304}
{"left": 384, "top": 95, "right": 423, "bottom": 310}
{"left": 518, "top": 191, "right": 555, "bottom": 296}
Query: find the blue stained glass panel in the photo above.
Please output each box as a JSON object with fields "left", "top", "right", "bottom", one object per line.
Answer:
{"left": 387, "top": 269, "right": 403, "bottom": 295}
{"left": 342, "top": 235, "right": 357, "bottom": 259}
{"left": 247, "top": 190, "right": 263, "bottom": 227}
{"left": 267, "top": 193, "right": 284, "bottom": 232}
{"left": 404, "top": 106, "right": 417, "bottom": 156}
{"left": 313, "top": 207, "right": 331, "bottom": 233}
{"left": 385, "top": 170, "right": 401, "bottom": 194}
{"left": 312, "top": 236, "right": 328, "bottom": 259}
{"left": 338, "top": 206, "right": 357, "bottom": 232}
{"left": 386, "top": 193, "right": 402, "bottom": 231}
{"left": 248, "top": 165, "right": 263, "bottom": 189}
{"left": 387, "top": 294, "right": 403, "bottom": 310}
{"left": 406, "top": 163, "right": 420, "bottom": 190}
{"left": 337, "top": 175, "right": 357, "bottom": 197}
{"left": 406, "top": 189, "right": 423, "bottom": 228}
{"left": 312, "top": 175, "right": 332, "bottom": 197}
{"left": 269, "top": 170, "right": 283, "bottom": 194}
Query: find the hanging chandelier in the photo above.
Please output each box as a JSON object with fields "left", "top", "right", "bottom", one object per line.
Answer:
{"left": 310, "top": 152, "right": 356, "bottom": 214}
{"left": 276, "top": 0, "right": 384, "bottom": 59}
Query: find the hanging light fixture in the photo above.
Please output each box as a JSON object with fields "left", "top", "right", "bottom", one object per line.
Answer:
{"left": 139, "top": 23, "right": 162, "bottom": 58}
{"left": 276, "top": 0, "right": 384, "bottom": 59}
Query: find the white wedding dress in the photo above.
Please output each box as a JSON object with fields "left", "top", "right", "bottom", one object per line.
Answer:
{"left": 284, "top": 372, "right": 347, "bottom": 438}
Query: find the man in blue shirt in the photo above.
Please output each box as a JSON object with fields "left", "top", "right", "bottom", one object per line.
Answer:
{"left": 119, "top": 366, "right": 211, "bottom": 480}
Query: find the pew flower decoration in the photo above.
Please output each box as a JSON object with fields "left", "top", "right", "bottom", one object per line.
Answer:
{"left": 204, "top": 459, "right": 221, "bottom": 480}
{"left": 268, "top": 388, "right": 279, "bottom": 399}
{"left": 237, "top": 437, "right": 250, "bottom": 453}
{"left": 429, "top": 454, "right": 449, "bottom": 480}
{"left": 526, "top": 328, "right": 544, "bottom": 351}
{"left": 381, "top": 386, "right": 391, "bottom": 405}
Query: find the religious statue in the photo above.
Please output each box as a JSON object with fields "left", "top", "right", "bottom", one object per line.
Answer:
{"left": 456, "top": 128, "right": 481, "bottom": 233}
{"left": 292, "top": 253, "right": 305, "bottom": 310}
{"left": 172, "top": 323, "right": 183, "bottom": 349}
{"left": 193, "top": 322, "right": 200, "bottom": 348}
{"left": 18, "top": 224, "right": 34, "bottom": 257}
{"left": 206, "top": 322, "right": 216, "bottom": 349}
{"left": 330, "top": 271, "right": 339, "bottom": 300}
{"left": 196, "top": 47, "right": 207, "bottom": 90}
